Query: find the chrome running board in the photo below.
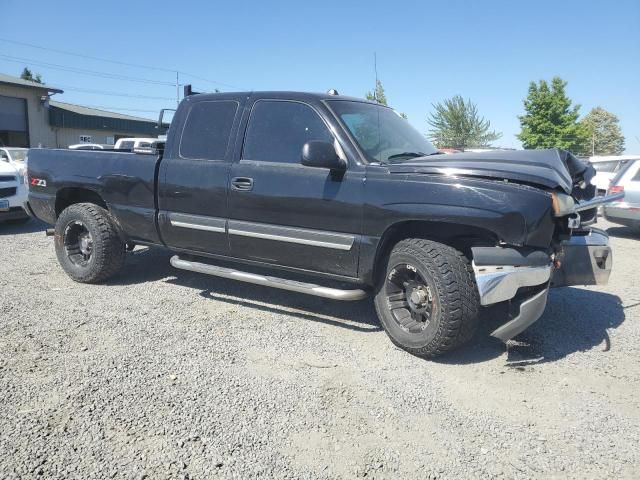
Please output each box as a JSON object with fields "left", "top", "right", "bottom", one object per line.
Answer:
{"left": 170, "top": 255, "right": 369, "bottom": 301}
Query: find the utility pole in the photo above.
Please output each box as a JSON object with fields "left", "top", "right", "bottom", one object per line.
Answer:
{"left": 373, "top": 52, "right": 378, "bottom": 103}
{"left": 176, "top": 71, "right": 180, "bottom": 107}
{"left": 592, "top": 133, "right": 595, "bottom": 156}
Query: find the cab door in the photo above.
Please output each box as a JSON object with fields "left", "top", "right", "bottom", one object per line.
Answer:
{"left": 157, "top": 96, "right": 243, "bottom": 255}
{"left": 227, "top": 98, "right": 364, "bottom": 278}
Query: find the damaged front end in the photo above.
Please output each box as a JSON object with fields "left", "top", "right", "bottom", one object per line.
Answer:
{"left": 469, "top": 150, "right": 621, "bottom": 342}
{"left": 471, "top": 246, "right": 553, "bottom": 342}
{"left": 471, "top": 227, "right": 613, "bottom": 342}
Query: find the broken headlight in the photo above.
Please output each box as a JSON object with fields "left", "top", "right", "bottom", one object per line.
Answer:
{"left": 551, "top": 192, "right": 575, "bottom": 217}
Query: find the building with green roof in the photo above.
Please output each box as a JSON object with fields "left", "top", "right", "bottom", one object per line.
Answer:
{"left": 0, "top": 72, "right": 164, "bottom": 148}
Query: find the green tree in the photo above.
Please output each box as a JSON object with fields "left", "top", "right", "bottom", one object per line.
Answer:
{"left": 580, "top": 106, "right": 625, "bottom": 155}
{"left": 20, "top": 67, "right": 43, "bottom": 84}
{"left": 517, "top": 76, "right": 588, "bottom": 153}
{"left": 427, "top": 95, "right": 501, "bottom": 149}
{"left": 365, "top": 80, "right": 408, "bottom": 119}
{"left": 365, "top": 80, "right": 387, "bottom": 105}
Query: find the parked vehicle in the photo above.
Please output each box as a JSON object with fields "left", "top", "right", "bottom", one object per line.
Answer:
{"left": 1, "top": 147, "right": 28, "bottom": 171}
{"left": 114, "top": 138, "right": 163, "bottom": 150}
{"left": 604, "top": 159, "right": 640, "bottom": 231}
{"left": 68, "top": 143, "right": 106, "bottom": 150}
{"left": 26, "top": 90, "right": 622, "bottom": 358}
{"left": 0, "top": 157, "right": 29, "bottom": 223}
{"left": 589, "top": 155, "right": 638, "bottom": 195}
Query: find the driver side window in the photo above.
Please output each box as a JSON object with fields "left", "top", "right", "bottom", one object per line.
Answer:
{"left": 242, "top": 100, "right": 334, "bottom": 164}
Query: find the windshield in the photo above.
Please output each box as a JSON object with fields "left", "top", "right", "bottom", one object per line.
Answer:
{"left": 6, "top": 149, "right": 27, "bottom": 162}
{"left": 327, "top": 100, "right": 438, "bottom": 163}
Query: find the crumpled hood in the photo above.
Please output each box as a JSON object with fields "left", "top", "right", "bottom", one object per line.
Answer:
{"left": 387, "top": 148, "right": 594, "bottom": 195}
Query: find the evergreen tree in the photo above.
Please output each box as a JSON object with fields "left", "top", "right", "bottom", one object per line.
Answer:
{"left": 517, "top": 77, "right": 588, "bottom": 153}
{"left": 364, "top": 80, "right": 407, "bottom": 119}
{"left": 580, "top": 107, "right": 625, "bottom": 155}
{"left": 365, "top": 80, "right": 387, "bottom": 105}
{"left": 427, "top": 95, "right": 501, "bottom": 149}
{"left": 20, "top": 67, "right": 43, "bottom": 84}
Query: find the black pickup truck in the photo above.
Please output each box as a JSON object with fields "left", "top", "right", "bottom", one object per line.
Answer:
{"left": 26, "top": 90, "right": 622, "bottom": 358}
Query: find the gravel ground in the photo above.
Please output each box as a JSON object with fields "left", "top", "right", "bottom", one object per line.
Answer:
{"left": 1, "top": 218, "right": 639, "bottom": 479}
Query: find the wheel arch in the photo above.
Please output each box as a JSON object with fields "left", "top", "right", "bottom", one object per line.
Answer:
{"left": 55, "top": 187, "right": 108, "bottom": 218}
{"left": 370, "top": 220, "right": 499, "bottom": 285}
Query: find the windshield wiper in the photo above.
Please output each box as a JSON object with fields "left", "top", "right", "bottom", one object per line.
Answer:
{"left": 385, "top": 151, "right": 443, "bottom": 162}
{"left": 387, "top": 152, "right": 427, "bottom": 160}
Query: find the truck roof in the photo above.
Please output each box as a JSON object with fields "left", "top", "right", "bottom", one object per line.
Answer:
{"left": 186, "top": 90, "right": 384, "bottom": 105}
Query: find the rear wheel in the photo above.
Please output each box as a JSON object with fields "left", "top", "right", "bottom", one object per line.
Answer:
{"left": 54, "top": 203, "right": 125, "bottom": 283}
{"left": 374, "top": 238, "right": 480, "bottom": 358}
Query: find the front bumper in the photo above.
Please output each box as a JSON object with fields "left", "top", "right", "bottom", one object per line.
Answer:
{"left": 473, "top": 263, "right": 552, "bottom": 306}
{"left": 490, "top": 288, "right": 550, "bottom": 342}
{"left": 0, "top": 180, "right": 28, "bottom": 212}
{"left": 551, "top": 228, "right": 612, "bottom": 287}
{"left": 471, "top": 228, "right": 612, "bottom": 341}
{"left": 1, "top": 184, "right": 29, "bottom": 220}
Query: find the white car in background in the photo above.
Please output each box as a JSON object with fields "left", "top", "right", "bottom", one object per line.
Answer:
{"left": 114, "top": 138, "right": 162, "bottom": 150}
{"left": 0, "top": 147, "right": 28, "bottom": 172}
{"left": 68, "top": 143, "right": 109, "bottom": 150}
{"left": 604, "top": 159, "right": 640, "bottom": 231}
{"left": 589, "top": 155, "right": 639, "bottom": 195}
{"left": 0, "top": 153, "right": 29, "bottom": 224}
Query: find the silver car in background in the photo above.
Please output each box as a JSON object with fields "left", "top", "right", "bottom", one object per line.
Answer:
{"left": 589, "top": 155, "right": 638, "bottom": 195}
{"left": 604, "top": 159, "right": 640, "bottom": 231}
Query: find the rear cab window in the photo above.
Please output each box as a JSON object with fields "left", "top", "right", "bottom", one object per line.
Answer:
{"left": 179, "top": 100, "right": 239, "bottom": 160}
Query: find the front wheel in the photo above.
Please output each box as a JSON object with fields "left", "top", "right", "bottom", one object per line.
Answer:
{"left": 374, "top": 238, "right": 480, "bottom": 358}
{"left": 54, "top": 203, "right": 125, "bottom": 283}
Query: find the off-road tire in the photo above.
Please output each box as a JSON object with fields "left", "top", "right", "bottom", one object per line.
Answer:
{"left": 374, "top": 238, "right": 480, "bottom": 358}
{"left": 54, "top": 203, "right": 125, "bottom": 283}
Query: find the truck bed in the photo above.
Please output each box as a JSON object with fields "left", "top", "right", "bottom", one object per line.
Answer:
{"left": 27, "top": 148, "right": 162, "bottom": 244}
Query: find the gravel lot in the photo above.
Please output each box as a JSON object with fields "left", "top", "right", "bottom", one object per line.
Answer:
{"left": 1, "top": 218, "right": 639, "bottom": 479}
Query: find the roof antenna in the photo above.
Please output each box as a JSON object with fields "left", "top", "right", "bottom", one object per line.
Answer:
{"left": 373, "top": 52, "right": 378, "bottom": 102}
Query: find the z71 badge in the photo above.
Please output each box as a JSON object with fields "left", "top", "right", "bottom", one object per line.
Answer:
{"left": 30, "top": 177, "right": 47, "bottom": 187}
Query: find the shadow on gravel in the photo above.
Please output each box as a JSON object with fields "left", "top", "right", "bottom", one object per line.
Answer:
{"left": 197, "top": 290, "right": 379, "bottom": 333}
{"left": 606, "top": 225, "right": 640, "bottom": 240}
{"left": 105, "top": 247, "right": 175, "bottom": 285}
{"left": 105, "top": 248, "right": 626, "bottom": 354}
{"left": 107, "top": 247, "right": 381, "bottom": 333}
{"left": 436, "top": 287, "right": 625, "bottom": 366}
{"left": 0, "top": 218, "right": 46, "bottom": 235}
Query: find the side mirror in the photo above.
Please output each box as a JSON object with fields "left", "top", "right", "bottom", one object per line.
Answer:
{"left": 301, "top": 141, "right": 346, "bottom": 172}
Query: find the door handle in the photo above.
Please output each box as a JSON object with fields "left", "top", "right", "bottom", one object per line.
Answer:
{"left": 231, "top": 177, "right": 254, "bottom": 191}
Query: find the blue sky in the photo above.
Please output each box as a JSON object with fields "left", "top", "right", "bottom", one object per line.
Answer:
{"left": 2, "top": 0, "right": 639, "bottom": 151}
